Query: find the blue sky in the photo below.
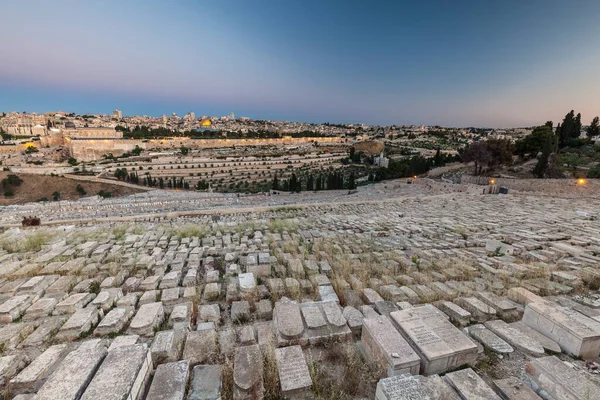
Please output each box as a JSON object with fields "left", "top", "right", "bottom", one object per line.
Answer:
{"left": 1, "top": 0, "right": 599, "bottom": 127}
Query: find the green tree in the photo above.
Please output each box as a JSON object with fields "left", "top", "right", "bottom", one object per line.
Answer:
{"left": 76, "top": 184, "right": 86, "bottom": 195}
{"left": 348, "top": 172, "right": 356, "bottom": 190}
{"left": 180, "top": 146, "right": 189, "bottom": 156}
{"left": 272, "top": 175, "right": 279, "bottom": 190}
{"left": 516, "top": 125, "right": 555, "bottom": 158}
{"left": 52, "top": 191, "right": 61, "bottom": 201}
{"left": 587, "top": 116, "right": 600, "bottom": 138}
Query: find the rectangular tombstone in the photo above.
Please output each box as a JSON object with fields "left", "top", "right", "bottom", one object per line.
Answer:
{"left": 81, "top": 344, "right": 152, "bottom": 400}
{"left": 375, "top": 373, "right": 460, "bottom": 400}
{"left": 151, "top": 329, "right": 184, "bottom": 366}
{"left": 390, "top": 304, "right": 478, "bottom": 375}
{"left": 9, "top": 344, "right": 68, "bottom": 394}
{"left": 56, "top": 306, "right": 101, "bottom": 341}
{"left": 274, "top": 301, "right": 307, "bottom": 347}
{"left": 183, "top": 329, "right": 218, "bottom": 366}
{"left": 493, "top": 377, "right": 542, "bottom": 400}
{"left": 444, "top": 368, "right": 502, "bottom": 400}
{"left": 187, "top": 365, "right": 222, "bottom": 400}
{"left": 523, "top": 302, "right": 600, "bottom": 359}
{"left": 361, "top": 316, "right": 420, "bottom": 377}
{"left": 128, "top": 302, "right": 164, "bottom": 336}
{"left": 233, "top": 344, "right": 263, "bottom": 399}
{"left": 275, "top": 345, "right": 312, "bottom": 398}
{"left": 525, "top": 356, "right": 600, "bottom": 400}
{"left": 33, "top": 344, "right": 107, "bottom": 400}
{"left": 94, "top": 306, "right": 134, "bottom": 336}
{"left": 145, "top": 360, "right": 189, "bottom": 400}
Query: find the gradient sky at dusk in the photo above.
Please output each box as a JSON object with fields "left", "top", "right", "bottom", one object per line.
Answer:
{"left": 1, "top": 0, "right": 600, "bottom": 127}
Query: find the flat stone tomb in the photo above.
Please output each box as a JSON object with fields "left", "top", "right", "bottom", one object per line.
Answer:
{"left": 187, "top": 365, "right": 221, "bottom": 400}
{"left": 274, "top": 301, "right": 306, "bottom": 347}
{"left": 444, "top": 368, "right": 502, "bottom": 400}
{"left": 33, "top": 344, "right": 108, "bottom": 400}
{"left": 390, "top": 304, "right": 478, "bottom": 375}
{"left": 233, "top": 344, "right": 264, "bottom": 399}
{"left": 128, "top": 302, "right": 164, "bottom": 336}
{"left": 484, "top": 320, "right": 545, "bottom": 357}
{"left": 81, "top": 344, "right": 152, "bottom": 400}
{"left": 145, "top": 360, "right": 189, "bottom": 400}
{"left": 526, "top": 355, "right": 600, "bottom": 400}
{"left": 94, "top": 306, "right": 134, "bottom": 336}
{"left": 375, "top": 373, "right": 460, "bottom": 400}
{"left": 466, "top": 324, "right": 513, "bottom": 354}
{"left": 523, "top": 302, "right": 600, "bottom": 358}
{"left": 361, "top": 315, "right": 421, "bottom": 377}
{"left": 9, "top": 343, "right": 68, "bottom": 394}
{"left": 275, "top": 345, "right": 312, "bottom": 397}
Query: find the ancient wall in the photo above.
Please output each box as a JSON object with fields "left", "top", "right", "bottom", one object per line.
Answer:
{"left": 68, "top": 136, "right": 344, "bottom": 161}
{"left": 63, "top": 127, "right": 122, "bottom": 139}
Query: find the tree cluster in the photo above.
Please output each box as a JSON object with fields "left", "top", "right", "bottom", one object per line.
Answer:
{"left": 459, "top": 139, "right": 514, "bottom": 175}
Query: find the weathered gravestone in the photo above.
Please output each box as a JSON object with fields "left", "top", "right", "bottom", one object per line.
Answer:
{"left": 275, "top": 345, "right": 312, "bottom": 398}
{"left": 375, "top": 373, "right": 460, "bottom": 400}
{"left": 523, "top": 302, "right": 600, "bottom": 358}
{"left": 145, "top": 360, "right": 189, "bottom": 400}
{"left": 390, "top": 304, "right": 478, "bottom": 375}
{"left": 233, "top": 344, "right": 264, "bottom": 399}
{"left": 361, "top": 315, "right": 420, "bottom": 377}
{"left": 444, "top": 368, "right": 502, "bottom": 400}
{"left": 80, "top": 344, "right": 152, "bottom": 400}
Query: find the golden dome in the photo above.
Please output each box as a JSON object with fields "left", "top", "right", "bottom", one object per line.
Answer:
{"left": 200, "top": 118, "right": 212, "bottom": 127}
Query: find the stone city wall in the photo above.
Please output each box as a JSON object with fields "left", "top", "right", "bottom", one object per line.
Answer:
{"left": 68, "top": 136, "right": 344, "bottom": 161}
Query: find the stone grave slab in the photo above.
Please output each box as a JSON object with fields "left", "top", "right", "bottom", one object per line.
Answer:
{"left": 444, "top": 368, "right": 502, "bottom": 400}
{"left": 145, "top": 360, "right": 189, "bottom": 400}
{"left": 390, "top": 304, "right": 478, "bottom": 375}
{"left": 80, "top": 344, "right": 151, "bottom": 400}
{"left": 233, "top": 344, "right": 264, "bottom": 399}
{"left": 493, "top": 377, "right": 542, "bottom": 400}
{"left": 187, "top": 365, "right": 221, "bottom": 400}
{"left": 525, "top": 355, "right": 600, "bottom": 400}
{"left": 523, "top": 302, "right": 600, "bottom": 358}
{"left": 484, "top": 320, "right": 545, "bottom": 357}
{"left": 9, "top": 344, "right": 68, "bottom": 394}
{"left": 56, "top": 306, "right": 101, "bottom": 341}
{"left": 275, "top": 345, "right": 312, "bottom": 398}
{"left": 94, "top": 306, "right": 134, "bottom": 336}
{"left": 33, "top": 344, "right": 108, "bottom": 400}
{"left": 183, "top": 329, "right": 218, "bottom": 366}
{"left": 466, "top": 324, "right": 513, "bottom": 354}
{"left": 274, "top": 301, "right": 307, "bottom": 347}
{"left": 375, "top": 373, "right": 460, "bottom": 400}
{"left": 128, "top": 302, "right": 164, "bottom": 336}
{"left": 361, "top": 315, "right": 421, "bottom": 377}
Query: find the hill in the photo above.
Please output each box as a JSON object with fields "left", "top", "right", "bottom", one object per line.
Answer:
{"left": 353, "top": 140, "right": 384, "bottom": 156}
{"left": 0, "top": 172, "right": 145, "bottom": 206}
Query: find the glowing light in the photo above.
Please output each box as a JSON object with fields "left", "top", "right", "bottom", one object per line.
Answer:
{"left": 490, "top": 179, "right": 496, "bottom": 185}
{"left": 577, "top": 178, "right": 586, "bottom": 185}
{"left": 413, "top": 175, "right": 417, "bottom": 179}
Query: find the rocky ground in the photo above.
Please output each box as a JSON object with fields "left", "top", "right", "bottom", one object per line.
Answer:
{"left": 0, "top": 178, "right": 599, "bottom": 399}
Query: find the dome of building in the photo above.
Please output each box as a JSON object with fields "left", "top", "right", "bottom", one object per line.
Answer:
{"left": 200, "top": 118, "right": 212, "bottom": 127}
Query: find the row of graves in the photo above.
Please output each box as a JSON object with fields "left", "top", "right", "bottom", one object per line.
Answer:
{"left": 0, "top": 200, "right": 598, "bottom": 399}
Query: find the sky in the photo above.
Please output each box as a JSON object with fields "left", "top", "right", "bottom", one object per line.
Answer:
{"left": 1, "top": 0, "right": 600, "bottom": 127}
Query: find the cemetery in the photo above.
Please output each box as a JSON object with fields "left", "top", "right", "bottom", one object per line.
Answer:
{"left": 0, "top": 176, "right": 598, "bottom": 399}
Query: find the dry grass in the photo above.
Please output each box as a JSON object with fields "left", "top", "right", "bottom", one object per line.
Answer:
{"left": 170, "top": 224, "right": 212, "bottom": 240}
{"left": 221, "top": 357, "right": 234, "bottom": 400}
{"left": 267, "top": 218, "right": 298, "bottom": 234}
{"left": 0, "top": 231, "right": 53, "bottom": 253}
{"left": 309, "top": 343, "right": 380, "bottom": 400}
{"left": 262, "top": 340, "right": 283, "bottom": 400}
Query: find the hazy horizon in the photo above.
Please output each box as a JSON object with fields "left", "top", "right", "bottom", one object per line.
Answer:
{"left": 1, "top": 0, "right": 600, "bottom": 128}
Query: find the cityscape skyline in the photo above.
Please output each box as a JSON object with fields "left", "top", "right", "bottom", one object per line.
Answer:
{"left": 1, "top": 0, "right": 600, "bottom": 128}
